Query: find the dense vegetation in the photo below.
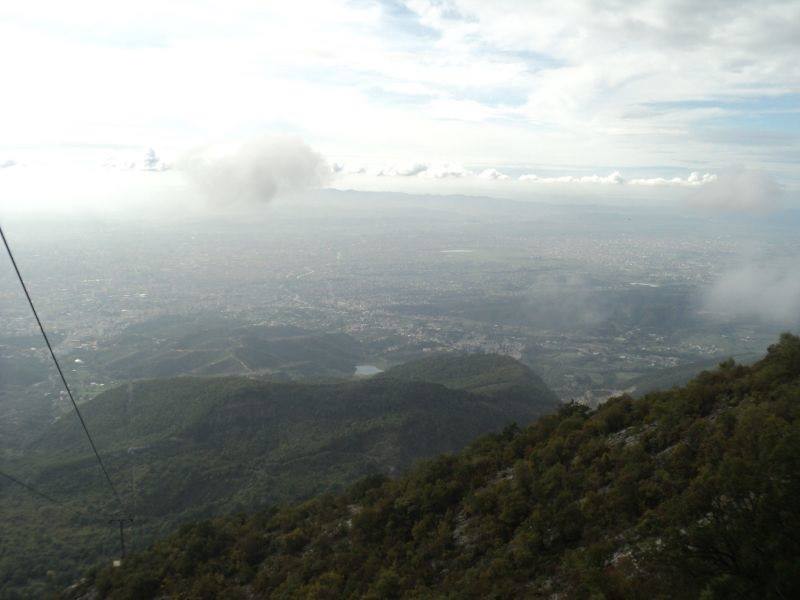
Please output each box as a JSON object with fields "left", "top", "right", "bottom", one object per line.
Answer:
{"left": 0, "top": 320, "right": 365, "bottom": 454}
{"left": 0, "top": 354, "right": 556, "bottom": 598}
{"left": 379, "top": 353, "right": 557, "bottom": 405}
{"left": 78, "top": 334, "right": 800, "bottom": 599}
{"left": 85, "top": 318, "right": 366, "bottom": 381}
{"left": 0, "top": 334, "right": 56, "bottom": 450}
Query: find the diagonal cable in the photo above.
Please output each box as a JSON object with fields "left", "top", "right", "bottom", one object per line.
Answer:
{"left": 0, "top": 468, "right": 63, "bottom": 505}
{"left": 0, "top": 224, "right": 128, "bottom": 517}
{"left": 1, "top": 468, "right": 132, "bottom": 524}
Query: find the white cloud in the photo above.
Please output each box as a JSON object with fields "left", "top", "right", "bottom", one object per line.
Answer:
{"left": 336, "top": 164, "right": 724, "bottom": 190}
{"left": 0, "top": 0, "right": 797, "bottom": 197}
{"left": 0, "top": 160, "right": 16, "bottom": 169}
{"left": 580, "top": 171, "right": 625, "bottom": 185}
{"left": 393, "top": 163, "right": 429, "bottom": 177}
{"left": 370, "top": 163, "right": 430, "bottom": 177}
{"left": 421, "top": 163, "right": 473, "bottom": 179}
{"left": 398, "top": 0, "right": 800, "bottom": 179}
{"left": 477, "top": 168, "right": 510, "bottom": 180}
{"left": 628, "top": 172, "right": 717, "bottom": 187}
{"left": 518, "top": 171, "right": 625, "bottom": 184}
{"left": 181, "top": 136, "right": 330, "bottom": 205}
{"left": 514, "top": 170, "right": 725, "bottom": 188}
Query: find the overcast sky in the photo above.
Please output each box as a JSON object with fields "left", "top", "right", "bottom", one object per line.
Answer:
{"left": 1, "top": 0, "right": 798, "bottom": 211}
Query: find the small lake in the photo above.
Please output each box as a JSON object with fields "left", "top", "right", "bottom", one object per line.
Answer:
{"left": 355, "top": 364, "right": 383, "bottom": 376}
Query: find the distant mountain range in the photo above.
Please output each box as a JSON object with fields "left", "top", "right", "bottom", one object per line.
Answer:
{"left": 0, "top": 352, "right": 558, "bottom": 597}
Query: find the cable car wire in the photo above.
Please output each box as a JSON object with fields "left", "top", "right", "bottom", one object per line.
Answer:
{"left": 0, "top": 468, "right": 63, "bottom": 506}
{"left": 0, "top": 223, "right": 129, "bottom": 518}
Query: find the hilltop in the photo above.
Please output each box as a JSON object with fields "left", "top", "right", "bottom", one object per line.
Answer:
{"left": 379, "top": 352, "right": 557, "bottom": 403}
{"left": 80, "top": 334, "right": 800, "bottom": 599}
{"left": 0, "top": 354, "right": 556, "bottom": 597}
{"left": 0, "top": 319, "right": 366, "bottom": 453}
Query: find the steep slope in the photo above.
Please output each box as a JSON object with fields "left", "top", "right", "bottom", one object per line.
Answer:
{"left": 627, "top": 352, "right": 761, "bottom": 397}
{"left": 0, "top": 357, "right": 557, "bottom": 597}
{"left": 29, "top": 376, "right": 551, "bottom": 516}
{"left": 81, "top": 334, "right": 800, "bottom": 599}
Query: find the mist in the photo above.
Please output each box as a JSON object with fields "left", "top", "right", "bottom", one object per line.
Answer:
{"left": 524, "top": 272, "right": 611, "bottom": 329}
{"left": 704, "top": 260, "right": 800, "bottom": 326}
{"left": 692, "top": 168, "right": 784, "bottom": 213}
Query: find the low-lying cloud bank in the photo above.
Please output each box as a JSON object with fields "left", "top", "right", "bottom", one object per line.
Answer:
{"left": 519, "top": 171, "right": 626, "bottom": 185}
{"left": 28, "top": 143, "right": 788, "bottom": 215}
{"left": 334, "top": 164, "right": 790, "bottom": 213}
{"left": 335, "top": 163, "right": 719, "bottom": 187}
{"left": 97, "top": 150, "right": 784, "bottom": 215}
{"left": 629, "top": 172, "right": 717, "bottom": 187}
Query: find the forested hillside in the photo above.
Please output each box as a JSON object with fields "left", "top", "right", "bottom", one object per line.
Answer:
{"left": 379, "top": 353, "right": 558, "bottom": 405}
{"left": 86, "top": 319, "right": 366, "bottom": 381}
{"left": 0, "top": 320, "right": 366, "bottom": 454}
{"left": 0, "top": 354, "right": 556, "bottom": 598}
{"left": 79, "top": 334, "right": 800, "bottom": 599}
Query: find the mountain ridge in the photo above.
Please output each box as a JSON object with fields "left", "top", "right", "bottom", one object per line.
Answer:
{"left": 74, "top": 333, "right": 800, "bottom": 599}
{"left": 1, "top": 353, "right": 558, "bottom": 597}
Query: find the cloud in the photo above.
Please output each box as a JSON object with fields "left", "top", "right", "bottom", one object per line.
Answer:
{"left": 1, "top": 1, "right": 798, "bottom": 186}
{"left": 332, "top": 163, "right": 367, "bottom": 175}
{"left": 628, "top": 172, "right": 716, "bottom": 187}
{"left": 393, "top": 163, "right": 429, "bottom": 177}
{"left": 516, "top": 170, "right": 722, "bottom": 187}
{"left": 141, "top": 148, "right": 169, "bottom": 171}
{"left": 181, "top": 136, "right": 331, "bottom": 205}
{"left": 0, "top": 160, "right": 16, "bottom": 169}
{"left": 103, "top": 148, "right": 170, "bottom": 171}
{"left": 580, "top": 171, "right": 625, "bottom": 185}
{"left": 692, "top": 168, "right": 783, "bottom": 212}
{"left": 704, "top": 260, "right": 800, "bottom": 325}
{"left": 335, "top": 162, "right": 473, "bottom": 178}
{"left": 338, "top": 164, "right": 722, "bottom": 189}
{"left": 371, "top": 162, "right": 430, "bottom": 177}
{"left": 477, "top": 168, "right": 510, "bottom": 180}
{"left": 518, "top": 171, "right": 624, "bottom": 184}
{"left": 421, "top": 163, "right": 473, "bottom": 178}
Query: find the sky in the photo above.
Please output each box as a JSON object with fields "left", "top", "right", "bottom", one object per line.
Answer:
{"left": 0, "top": 0, "right": 798, "bottom": 212}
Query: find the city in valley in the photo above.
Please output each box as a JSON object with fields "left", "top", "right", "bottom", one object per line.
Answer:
{"left": 3, "top": 190, "right": 795, "bottom": 451}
